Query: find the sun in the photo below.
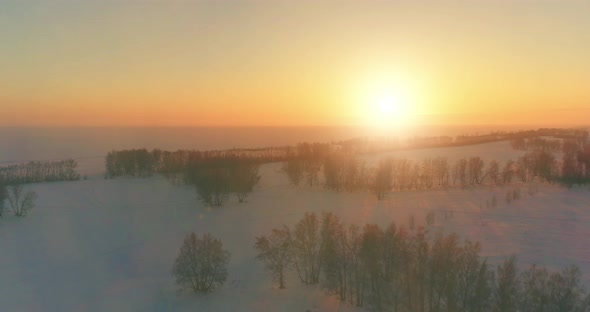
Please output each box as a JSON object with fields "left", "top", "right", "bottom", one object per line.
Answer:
{"left": 367, "top": 88, "right": 413, "bottom": 129}
{"left": 352, "top": 70, "right": 424, "bottom": 133}
{"left": 352, "top": 70, "right": 420, "bottom": 130}
{"left": 377, "top": 94, "right": 398, "bottom": 114}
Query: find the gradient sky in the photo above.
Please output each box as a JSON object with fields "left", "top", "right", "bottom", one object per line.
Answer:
{"left": 1, "top": 0, "right": 589, "bottom": 127}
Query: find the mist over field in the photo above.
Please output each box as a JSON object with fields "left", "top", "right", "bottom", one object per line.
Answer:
{"left": 2, "top": 126, "right": 590, "bottom": 311}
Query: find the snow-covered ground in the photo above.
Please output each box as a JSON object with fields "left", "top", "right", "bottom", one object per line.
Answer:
{"left": 2, "top": 140, "right": 590, "bottom": 311}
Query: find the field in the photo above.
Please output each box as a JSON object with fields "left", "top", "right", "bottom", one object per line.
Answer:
{"left": 2, "top": 140, "right": 590, "bottom": 311}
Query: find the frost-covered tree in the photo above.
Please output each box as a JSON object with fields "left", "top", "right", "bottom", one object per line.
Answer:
{"left": 292, "top": 212, "right": 323, "bottom": 284}
{"left": 320, "top": 212, "right": 349, "bottom": 300}
{"left": 372, "top": 158, "right": 394, "bottom": 200}
{"left": 7, "top": 184, "right": 37, "bottom": 217}
{"left": 468, "top": 156, "right": 485, "bottom": 185}
{"left": 282, "top": 158, "right": 305, "bottom": 186}
{"left": 172, "top": 232, "right": 230, "bottom": 293}
{"left": 492, "top": 256, "right": 520, "bottom": 312}
{"left": 453, "top": 158, "right": 468, "bottom": 187}
{"left": 501, "top": 160, "right": 515, "bottom": 184}
{"left": 255, "top": 226, "right": 292, "bottom": 289}
{"left": 487, "top": 160, "right": 500, "bottom": 185}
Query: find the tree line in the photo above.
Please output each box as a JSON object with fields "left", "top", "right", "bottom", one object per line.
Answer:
{"left": 104, "top": 147, "right": 295, "bottom": 179}
{"left": 105, "top": 132, "right": 590, "bottom": 201}
{"left": 558, "top": 141, "right": 590, "bottom": 187}
{"left": 255, "top": 212, "right": 590, "bottom": 311}
{"left": 104, "top": 144, "right": 330, "bottom": 206}
{"left": 0, "top": 159, "right": 80, "bottom": 185}
{"left": 282, "top": 149, "right": 565, "bottom": 200}
{"left": 336, "top": 128, "right": 588, "bottom": 155}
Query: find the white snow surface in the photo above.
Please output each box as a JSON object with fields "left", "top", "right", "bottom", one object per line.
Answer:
{"left": 2, "top": 141, "right": 590, "bottom": 311}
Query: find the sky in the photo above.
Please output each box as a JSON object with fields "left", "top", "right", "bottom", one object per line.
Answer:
{"left": 1, "top": 0, "right": 589, "bottom": 127}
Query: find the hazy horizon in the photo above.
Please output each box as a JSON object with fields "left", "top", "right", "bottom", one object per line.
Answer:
{"left": 1, "top": 124, "right": 585, "bottom": 167}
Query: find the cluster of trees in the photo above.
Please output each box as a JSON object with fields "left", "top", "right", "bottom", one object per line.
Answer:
{"left": 105, "top": 149, "right": 273, "bottom": 206}
{"left": 510, "top": 137, "right": 561, "bottom": 152}
{"left": 0, "top": 160, "right": 79, "bottom": 184}
{"left": 172, "top": 232, "right": 231, "bottom": 293}
{"left": 104, "top": 131, "right": 589, "bottom": 199}
{"left": 283, "top": 152, "right": 554, "bottom": 200}
{"left": 375, "top": 156, "right": 452, "bottom": 193}
{"left": 323, "top": 154, "right": 369, "bottom": 192}
{"left": 185, "top": 159, "right": 260, "bottom": 206}
{"left": 508, "top": 134, "right": 590, "bottom": 187}
{"left": 105, "top": 149, "right": 156, "bottom": 178}
{"left": 255, "top": 212, "right": 590, "bottom": 311}
{"left": 282, "top": 142, "right": 332, "bottom": 187}
{"left": 559, "top": 141, "right": 590, "bottom": 187}
{"left": 0, "top": 180, "right": 37, "bottom": 218}
{"left": 281, "top": 142, "right": 585, "bottom": 199}
{"left": 105, "top": 147, "right": 292, "bottom": 179}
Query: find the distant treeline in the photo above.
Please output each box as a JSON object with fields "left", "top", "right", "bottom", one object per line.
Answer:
{"left": 104, "top": 128, "right": 590, "bottom": 199}
{"left": 105, "top": 136, "right": 590, "bottom": 201}
{"left": 508, "top": 133, "right": 590, "bottom": 186}
{"left": 104, "top": 147, "right": 293, "bottom": 179}
{"left": 256, "top": 212, "right": 590, "bottom": 310}
{"left": 510, "top": 137, "right": 562, "bottom": 152}
{"left": 284, "top": 139, "right": 590, "bottom": 197}
{"left": 106, "top": 128, "right": 588, "bottom": 177}
{"left": 0, "top": 160, "right": 80, "bottom": 185}
{"left": 558, "top": 141, "right": 590, "bottom": 186}
{"left": 104, "top": 128, "right": 589, "bottom": 180}
{"left": 344, "top": 128, "right": 589, "bottom": 154}
{"left": 285, "top": 150, "right": 560, "bottom": 197}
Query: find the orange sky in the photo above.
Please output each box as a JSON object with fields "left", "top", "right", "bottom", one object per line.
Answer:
{"left": 1, "top": 1, "right": 589, "bottom": 127}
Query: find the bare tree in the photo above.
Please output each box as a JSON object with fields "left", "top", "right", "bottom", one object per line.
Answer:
{"left": 323, "top": 155, "right": 345, "bottom": 191}
{"left": 433, "top": 156, "right": 450, "bottom": 187}
{"left": 372, "top": 158, "right": 394, "bottom": 200}
{"left": 7, "top": 184, "right": 37, "bottom": 217}
{"left": 292, "top": 212, "right": 324, "bottom": 284}
{"left": 501, "top": 160, "right": 515, "bottom": 184}
{"left": 492, "top": 256, "right": 520, "bottom": 312}
{"left": 456, "top": 240, "right": 491, "bottom": 311}
{"left": 255, "top": 226, "right": 293, "bottom": 289}
{"left": 359, "top": 224, "right": 384, "bottom": 308}
{"left": 283, "top": 158, "right": 305, "bottom": 186}
{"left": 468, "top": 156, "right": 486, "bottom": 185}
{"left": 172, "top": 232, "right": 230, "bottom": 293}
{"left": 320, "top": 212, "right": 350, "bottom": 301}
{"left": 453, "top": 158, "right": 468, "bottom": 187}
{"left": 487, "top": 160, "right": 500, "bottom": 185}
{"left": 395, "top": 158, "right": 412, "bottom": 190}
{"left": 343, "top": 156, "right": 367, "bottom": 192}
{"left": 547, "top": 265, "right": 586, "bottom": 312}
{"left": 519, "top": 264, "right": 550, "bottom": 311}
